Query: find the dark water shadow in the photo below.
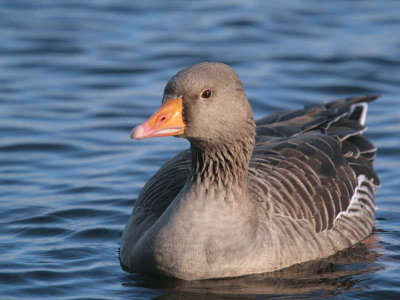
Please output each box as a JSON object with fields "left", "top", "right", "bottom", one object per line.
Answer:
{"left": 120, "top": 236, "right": 382, "bottom": 299}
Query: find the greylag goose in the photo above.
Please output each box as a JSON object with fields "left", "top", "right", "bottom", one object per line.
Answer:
{"left": 120, "top": 62, "right": 379, "bottom": 280}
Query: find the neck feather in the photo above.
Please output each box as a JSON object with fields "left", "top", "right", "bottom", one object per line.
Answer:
{"left": 189, "top": 119, "right": 255, "bottom": 187}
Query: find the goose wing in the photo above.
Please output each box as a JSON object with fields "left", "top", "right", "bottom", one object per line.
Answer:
{"left": 249, "top": 95, "right": 379, "bottom": 232}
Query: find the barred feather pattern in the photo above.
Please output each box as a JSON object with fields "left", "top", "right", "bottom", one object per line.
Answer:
{"left": 124, "top": 95, "right": 379, "bottom": 276}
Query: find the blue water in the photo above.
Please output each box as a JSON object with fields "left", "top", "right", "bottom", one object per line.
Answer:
{"left": 1, "top": 0, "right": 399, "bottom": 299}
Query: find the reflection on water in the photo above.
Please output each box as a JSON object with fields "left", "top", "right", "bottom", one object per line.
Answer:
{"left": 122, "top": 238, "right": 382, "bottom": 299}
{"left": 0, "top": 0, "right": 400, "bottom": 299}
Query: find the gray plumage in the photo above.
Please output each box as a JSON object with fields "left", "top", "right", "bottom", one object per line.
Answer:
{"left": 120, "top": 62, "right": 379, "bottom": 280}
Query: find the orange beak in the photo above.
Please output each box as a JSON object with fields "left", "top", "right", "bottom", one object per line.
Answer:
{"left": 130, "top": 98, "right": 185, "bottom": 140}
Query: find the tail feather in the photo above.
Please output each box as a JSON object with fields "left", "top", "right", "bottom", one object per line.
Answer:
{"left": 349, "top": 103, "right": 368, "bottom": 125}
{"left": 255, "top": 94, "right": 379, "bottom": 169}
{"left": 256, "top": 95, "right": 379, "bottom": 139}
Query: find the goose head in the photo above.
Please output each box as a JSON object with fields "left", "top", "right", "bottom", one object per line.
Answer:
{"left": 131, "top": 62, "right": 254, "bottom": 145}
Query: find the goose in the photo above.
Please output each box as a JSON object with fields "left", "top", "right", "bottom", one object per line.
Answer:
{"left": 120, "top": 62, "right": 379, "bottom": 280}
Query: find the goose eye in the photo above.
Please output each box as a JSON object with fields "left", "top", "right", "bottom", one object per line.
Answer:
{"left": 200, "top": 89, "right": 212, "bottom": 99}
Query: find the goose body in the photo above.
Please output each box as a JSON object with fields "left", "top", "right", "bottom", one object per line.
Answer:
{"left": 120, "top": 62, "right": 379, "bottom": 280}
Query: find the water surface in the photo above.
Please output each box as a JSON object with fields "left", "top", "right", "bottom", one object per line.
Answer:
{"left": 0, "top": 0, "right": 399, "bottom": 299}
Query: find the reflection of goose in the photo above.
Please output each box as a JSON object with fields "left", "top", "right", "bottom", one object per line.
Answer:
{"left": 122, "top": 239, "right": 381, "bottom": 300}
{"left": 120, "top": 62, "right": 379, "bottom": 280}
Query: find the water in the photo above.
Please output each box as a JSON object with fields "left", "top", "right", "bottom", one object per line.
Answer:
{"left": 0, "top": 0, "right": 399, "bottom": 299}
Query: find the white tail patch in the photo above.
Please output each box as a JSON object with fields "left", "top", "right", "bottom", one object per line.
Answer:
{"left": 334, "top": 175, "right": 374, "bottom": 225}
{"left": 349, "top": 102, "right": 368, "bottom": 126}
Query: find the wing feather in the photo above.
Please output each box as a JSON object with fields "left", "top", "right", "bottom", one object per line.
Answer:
{"left": 250, "top": 95, "right": 379, "bottom": 233}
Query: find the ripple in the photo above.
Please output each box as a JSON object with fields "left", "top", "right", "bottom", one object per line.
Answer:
{"left": 83, "top": 65, "right": 156, "bottom": 75}
{"left": 1, "top": 0, "right": 400, "bottom": 299}
{"left": 70, "top": 228, "right": 121, "bottom": 242}
{"left": 13, "top": 227, "right": 69, "bottom": 238}
{"left": 0, "top": 272, "right": 32, "bottom": 285}
{"left": 42, "top": 247, "right": 97, "bottom": 261}
{"left": 50, "top": 208, "right": 117, "bottom": 219}
{"left": 0, "top": 142, "right": 79, "bottom": 152}
{"left": 11, "top": 215, "right": 60, "bottom": 225}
